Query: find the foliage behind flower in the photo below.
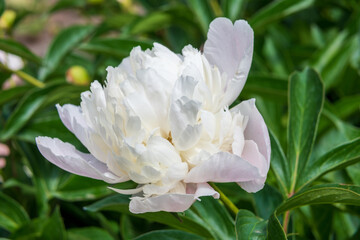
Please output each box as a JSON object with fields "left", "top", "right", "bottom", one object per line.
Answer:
{"left": 36, "top": 18, "right": 270, "bottom": 214}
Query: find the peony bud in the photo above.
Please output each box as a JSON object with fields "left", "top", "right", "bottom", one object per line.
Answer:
{"left": 66, "top": 65, "right": 90, "bottom": 86}
{"left": 0, "top": 10, "right": 16, "bottom": 29}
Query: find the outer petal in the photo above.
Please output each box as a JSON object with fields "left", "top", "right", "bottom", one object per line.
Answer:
{"left": 36, "top": 136, "right": 125, "bottom": 183}
{"left": 231, "top": 99, "right": 271, "bottom": 165}
{"left": 129, "top": 183, "right": 219, "bottom": 214}
{"left": 184, "top": 152, "right": 261, "bottom": 183}
{"left": 204, "top": 18, "right": 253, "bottom": 106}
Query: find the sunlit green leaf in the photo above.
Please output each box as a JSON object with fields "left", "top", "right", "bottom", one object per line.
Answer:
{"left": 287, "top": 68, "right": 324, "bottom": 193}
{"left": 277, "top": 184, "right": 360, "bottom": 214}
{"left": 39, "top": 25, "right": 94, "bottom": 81}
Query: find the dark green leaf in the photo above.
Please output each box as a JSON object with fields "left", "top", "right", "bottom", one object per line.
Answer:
{"left": 39, "top": 25, "right": 94, "bottom": 81}
{"left": 0, "top": 0, "right": 4, "bottom": 17}
{"left": 68, "top": 227, "right": 113, "bottom": 240}
{"left": 129, "top": 12, "right": 172, "bottom": 35}
{"left": 0, "top": 39, "right": 41, "bottom": 64}
{"left": 0, "top": 86, "right": 33, "bottom": 106}
{"left": 53, "top": 175, "right": 111, "bottom": 201}
{"left": 79, "top": 38, "right": 153, "bottom": 59}
{"left": 0, "top": 83, "right": 62, "bottom": 141}
{"left": 269, "top": 131, "right": 290, "bottom": 195}
{"left": 267, "top": 214, "right": 287, "bottom": 240}
{"left": 11, "top": 208, "right": 66, "bottom": 240}
{"left": 277, "top": 184, "right": 360, "bottom": 215}
{"left": 186, "top": 0, "right": 214, "bottom": 35}
{"left": 297, "top": 138, "right": 360, "bottom": 190}
{"left": 221, "top": 0, "right": 246, "bottom": 21}
{"left": 191, "top": 197, "right": 235, "bottom": 240}
{"left": 134, "top": 230, "right": 204, "bottom": 240}
{"left": 250, "top": 0, "right": 314, "bottom": 31}
{"left": 287, "top": 68, "right": 324, "bottom": 193}
{"left": 0, "top": 193, "right": 30, "bottom": 232}
{"left": 84, "top": 195, "right": 213, "bottom": 238}
{"left": 235, "top": 210, "right": 267, "bottom": 240}
{"left": 254, "top": 185, "right": 283, "bottom": 219}
{"left": 243, "top": 74, "right": 288, "bottom": 101}
{"left": 50, "top": 0, "right": 87, "bottom": 13}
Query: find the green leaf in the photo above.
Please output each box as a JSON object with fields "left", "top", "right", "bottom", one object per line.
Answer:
{"left": 0, "top": 83, "right": 85, "bottom": 141}
{"left": 287, "top": 68, "right": 324, "bottom": 193}
{"left": 235, "top": 210, "right": 267, "bottom": 240}
{"left": 186, "top": 0, "right": 214, "bottom": 35}
{"left": 0, "top": 193, "right": 30, "bottom": 232}
{"left": 221, "top": 0, "right": 246, "bottom": 21}
{"left": 0, "top": 86, "right": 33, "bottom": 106}
{"left": 129, "top": 12, "right": 172, "bottom": 35}
{"left": 134, "top": 230, "right": 205, "bottom": 240}
{"left": 250, "top": 0, "right": 314, "bottom": 31}
{"left": 269, "top": 131, "right": 290, "bottom": 195}
{"left": 11, "top": 207, "right": 66, "bottom": 240}
{"left": 39, "top": 25, "right": 94, "bottom": 81}
{"left": 277, "top": 184, "right": 360, "bottom": 215}
{"left": 50, "top": 0, "right": 87, "bottom": 13}
{"left": 0, "top": 83, "right": 61, "bottom": 141}
{"left": 267, "top": 214, "right": 287, "bottom": 240}
{"left": 297, "top": 138, "right": 360, "bottom": 190}
{"left": 53, "top": 175, "right": 111, "bottom": 201}
{"left": 191, "top": 197, "right": 235, "bottom": 240}
{"left": 0, "top": 39, "right": 41, "bottom": 64}
{"left": 242, "top": 74, "right": 288, "bottom": 101}
{"left": 0, "top": 0, "right": 4, "bottom": 17}
{"left": 84, "top": 195, "right": 213, "bottom": 238}
{"left": 68, "top": 227, "right": 113, "bottom": 240}
{"left": 79, "top": 38, "right": 153, "bottom": 59}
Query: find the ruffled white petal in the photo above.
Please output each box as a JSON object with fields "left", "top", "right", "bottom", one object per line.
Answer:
{"left": 129, "top": 183, "right": 219, "bottom": 214}
{"left": 36, "top": 137, "right": 126, "bottom": 183}
{"left": 184, "top": 152, "right": 260, "bottom": 183}
{"left": 204, "top": 17, "right": 254, "bottom": 106}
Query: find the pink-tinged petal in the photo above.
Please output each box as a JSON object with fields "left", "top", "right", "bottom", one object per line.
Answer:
{"left": 236, "top": 140, "right": 268, "bottom": 193}
{"left": 204, "top": 18, "right": 253, "bottom": 105}
{"left": 231, "top": 99, "right": 271, "bottom": 165}
{"left": 36, "top": 137, "right": 126, "bottom": 184}
{"left": 129, "top": 183, "right": 219, "bottom": 214}
{"left": 238, "top": 177, "right": 266, "bottom": 193}
{"left": 242, "top": 140, "right": 268, "bottom": 176}
{"left": 0, "top": 143, "right": 10, "bottom": 156}
{"left": 184, "top": 152, "right": 260, "bottom": 183}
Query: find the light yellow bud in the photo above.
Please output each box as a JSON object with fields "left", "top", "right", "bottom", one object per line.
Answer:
{"left": 66, "top": 66, "right": 90, "bottom": 86}
{"left": 0, "top": 10, "right": 16, "bottom": 29}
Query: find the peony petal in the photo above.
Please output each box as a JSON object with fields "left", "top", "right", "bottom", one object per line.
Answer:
{"left": 238, "top": 177, "right": 266, "bottom": 193}
{"left": 129, "top": 183, "right": 219, "bottom": 214}
{"left": 36, "top": 137, "right": 126, "bottom": 183}
{"left": 231, "top": 99, "right": 271, "bottom": 165}
{"left": 184, "top": 152, "right": 260, "bottom": 183}
{"left": 204, "top": 18, "right": 253, "bottom": 106}
{"left": 108, "top": 186, "right": 144, "bottom": 195}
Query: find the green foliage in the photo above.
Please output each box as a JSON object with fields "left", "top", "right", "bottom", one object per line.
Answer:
{"left": 1, "top": 0, "right": 359, "bottom": 239}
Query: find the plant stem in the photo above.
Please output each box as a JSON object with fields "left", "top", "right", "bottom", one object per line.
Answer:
{"left": 0, "top": 62, "right": 45, "bottom": 88}
{"left": 209, "top": 182, "right": 239, "bottom": 216}
{"left": 283, "top": 191, "right": 294, "bottom": 234}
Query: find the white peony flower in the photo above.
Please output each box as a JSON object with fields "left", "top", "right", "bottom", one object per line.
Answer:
{"left": 36, "top": 18, "right": 271, "bottom": 214}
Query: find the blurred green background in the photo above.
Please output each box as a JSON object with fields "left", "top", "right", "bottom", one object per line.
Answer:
{"left": 0, "top": 0, "right": 359, "bottom": 239}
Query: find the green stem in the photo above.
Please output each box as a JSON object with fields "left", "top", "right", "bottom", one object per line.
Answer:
{"left": 0, "top": 62, "right": 45, "bottom": 88}
{"left": 209, "top": 182, "right": 239, "bottom": 216}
